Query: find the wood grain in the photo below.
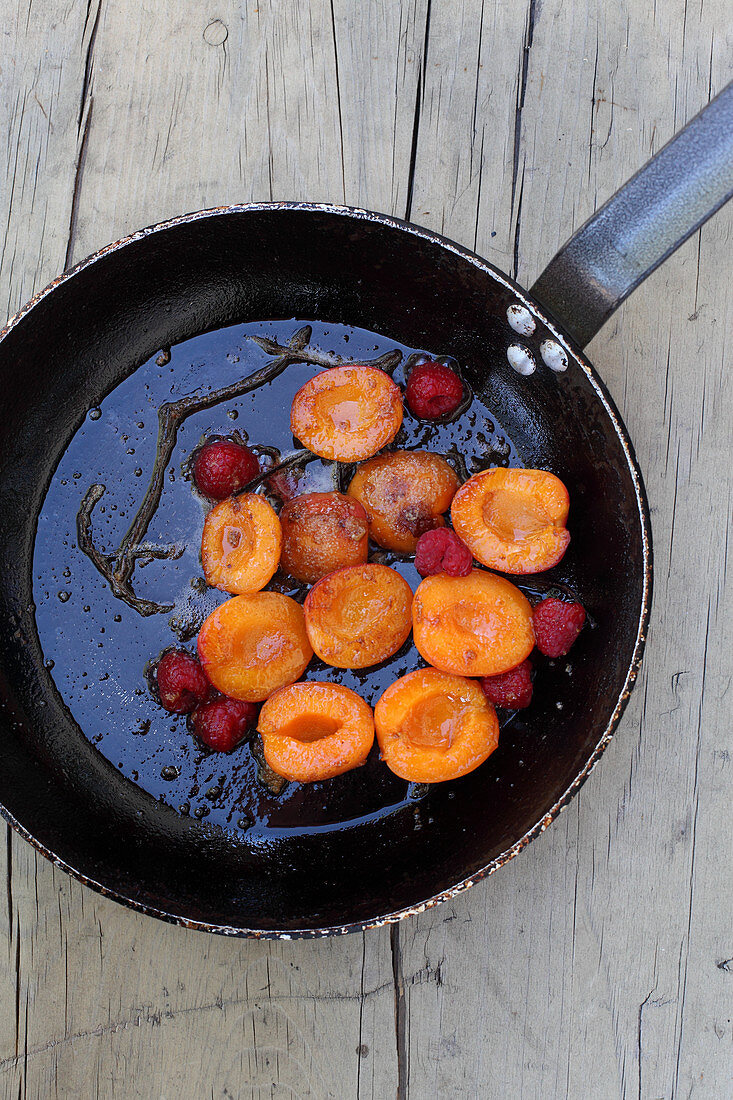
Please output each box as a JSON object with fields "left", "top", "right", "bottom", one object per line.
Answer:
{"left": 1, "top": 0, "right": 731, "bottom": 1096}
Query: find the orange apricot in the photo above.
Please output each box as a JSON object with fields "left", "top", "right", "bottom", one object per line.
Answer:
{"left": 258, "top": 681, "right": 375, "bottom": 782}
{"left": 374, "top": 668, "right": 499, "bottom": 783}
{"left": 197, "top": 593, "right": 312, "bottom": 702}
{"left": 304, "top": 564, "right": 412, "bottom": 669}
{"left": 279, "top": 492, "right": 369, "bottom": 584}
{"left": 347, "top": 450, "right": 460, "bottom": 553}
{"left": 412, "top": 569, "right": 534, "bottom": 676}
{"left": 201, "top": 494, "right": 281, "bottom": 595}
{"left": 451, "top": 467, "right": 570, "bottom": 574}
{"left": 290, "top": 365, "right": 403, "bottom": 461}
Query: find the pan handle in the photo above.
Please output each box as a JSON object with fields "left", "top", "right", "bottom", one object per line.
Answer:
{"left": 530, "top": 81, "right": 733, "bottom": 348}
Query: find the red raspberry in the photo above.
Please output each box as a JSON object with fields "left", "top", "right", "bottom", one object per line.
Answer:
{"left": 533, "top": 598, "right": 586, "bottom": 657}
{"left": 192, "top": 439, "right": 259, "bottom": 500}
{"left": 480, "top": 659, "right": 533, "bottom": 710}
{"left": 156, "top": 650, "right": 211, "bottom": 713}
{"left": 266, "top": 465, "right": 309, "bottom": 503}
{"left": 191, "top": 697, "right": 258, "bottom": 752}
{"left": 415, "top": 528, "right": 473, "bottom": 577}
{"left": 406, "top": 361, "right": 464, "bottom": 419}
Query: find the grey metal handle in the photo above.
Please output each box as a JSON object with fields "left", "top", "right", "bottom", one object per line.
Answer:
{"left": 530, "top": 82, "right": 733, "bottom": 347}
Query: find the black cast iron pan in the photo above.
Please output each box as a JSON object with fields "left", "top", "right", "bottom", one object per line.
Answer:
{"left": 0, "top": 84, "right": 731, "bottom": 937}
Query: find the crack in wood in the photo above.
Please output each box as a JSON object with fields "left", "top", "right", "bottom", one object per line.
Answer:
{"left": 404, "top": 0, "right": 431, "bottom": 222}
{"left": 5, "top": 829, "right": 12, "bottom": 945}
{"left": 510, "top": 0, "right": 537, "bottom": 279}
{"left": 390, "top": 925, "right": 408, "bottom": 1100}
{"left": 355, "top": 934, "right": 366, "bottom": 1100}
{"left": 65, "top": 0, "right": 102, "bottom": 270}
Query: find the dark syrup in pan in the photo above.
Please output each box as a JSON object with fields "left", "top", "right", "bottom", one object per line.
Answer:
{"left": 33, "top": 320, "right": 524, "bottom": 838}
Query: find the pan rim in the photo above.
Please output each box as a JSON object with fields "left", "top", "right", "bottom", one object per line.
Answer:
{"left": 0, "top": 201, "right": 653, "bottom": 937}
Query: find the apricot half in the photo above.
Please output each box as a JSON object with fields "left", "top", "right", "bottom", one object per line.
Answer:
{"left": 258, "top": 681, "right": 375, "bottom": 782}
{"left": 304, "top": 563, "right": 412, "bottom": 669}
{"left": 290, "top": 365, "right": 403, "bottom": 461}
{"left": 197, "top": 593, "right": 312, "bottom": 702}
{"left": 412, "top": 569, "right": 534, "bottom": 676}
{"left": 374, "top": 668, "right": 499, "bottom": 783}
{"left": 451, "top": 468, "right": 570, "bottom": 574}
{"left": 280, "top": 492, "right": 369, "bottom": 584}
{"left": 347, "top": 450, "right": 460, "bottom": 553}
{"left": 201, "top": 494, "right": 281, "bottom": 594}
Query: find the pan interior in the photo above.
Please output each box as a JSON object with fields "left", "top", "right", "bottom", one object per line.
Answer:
{"left": 0, "top": 208, "right": 647, "bottom": 932}
{"left": 33, "top": 317, "right": 526, "bottom": 834}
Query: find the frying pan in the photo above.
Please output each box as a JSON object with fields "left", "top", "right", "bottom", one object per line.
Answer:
{"left": 0, "top": 84, "right": 731, "bottom": 937}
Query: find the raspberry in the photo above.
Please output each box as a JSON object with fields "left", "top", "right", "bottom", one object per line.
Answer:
{"left": 156, "top": 650, "right": 211, "bottom": 713}
{"left": 266, "top": 467, "right": 304, "bottom": 503}
{"left": 480, "top": 659, "right": 533, "bottom": 709}
{"left": 191, "top": 697, "right": 258, "bottom": 752}
{"left": 406, "top": 361, "right": 464, "bottom": 419}
{"left": 192, "top": 439, "right": 259, "bottom": 500}
{"left": 533, "top": 598, "right": 586, "bottom": 657}
{"left": 414, "top": 528, "right": 473, "bottom": 577}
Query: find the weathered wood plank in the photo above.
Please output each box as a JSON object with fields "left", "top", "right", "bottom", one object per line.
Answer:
{"left": 1, "top": 0, "right": 732, "bottom": 1096}
{"left": 0, "top": 1, "right": 91, "bottom": 311}
{"left": 396, "top": 0, "right": 733, "bottom": 1096}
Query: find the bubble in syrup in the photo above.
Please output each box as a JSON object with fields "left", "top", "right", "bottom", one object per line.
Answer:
{"left": 161, "top": 765, "right": 180, "bottom": 781}
{"left": 88, "top": 407, "right": 102, "bottom": 421}
{"left": 57, "top": 591, "right": 71, "bottom": 602}
{"left": 156, "top": 349, "right": 171, "bottom": 366}
{"left": 227, "top": 410, "right": 238, "bottom": 420}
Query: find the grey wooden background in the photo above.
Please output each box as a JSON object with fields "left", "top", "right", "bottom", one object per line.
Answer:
{"left": 2, "top": 1, "right": 732, "bottom": 1097}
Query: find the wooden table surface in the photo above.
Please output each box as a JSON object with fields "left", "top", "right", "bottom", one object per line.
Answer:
{"left": 2, "top": 1, "right": 731, "bottom": 1096}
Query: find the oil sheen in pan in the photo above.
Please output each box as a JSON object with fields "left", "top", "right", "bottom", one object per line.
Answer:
{"left": 33, "top": 319, "right": 524, "bottom": 836}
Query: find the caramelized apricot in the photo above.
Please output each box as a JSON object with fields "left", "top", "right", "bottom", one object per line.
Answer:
{"left": 374, "top": 668, "right": 499, "bottom": 783}
{"left": 258, "top": 681, "right": 375, "bottom": 782}
{"left": 451, "top": 468, "right": 570, "bottom": 574}
{"left": 280, "top": 492, "right": 369, "bottom": 584}
{"left": 290, "top": 365, "right": 403, "bottom": 461}
{"left": 347, "top": 450, "right": 459, "bottom": 553}
{"left": 412, "top": 569, "right": 534, "bottom": 676}
{"left": 197, "top": 593, "right": 312, "bottom": 702}
{"left": 201, "top": 494, "right": 281, "bottom": 594}
{"left": 304, "top": 564, "right": 412, "bottom": 668}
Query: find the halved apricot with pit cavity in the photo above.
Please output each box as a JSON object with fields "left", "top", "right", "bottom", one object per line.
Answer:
{"left": 201, "top": 494, "right": 281, "bottom": 594}
{"left": 197, "top": 592, "right": 312, "bottom": 702}
{"left": 451, "top": 468, "right": 570, "bottom": 574}
{"left": 290, "top": 365, "right": 403, "bottom": 461}
{"left": 280, "top": 492, "right": 369, "bottom": 584}
{"left": 304, "top": 563, "right": 413, "bottom": 668}
{"left": 258, "top": 681, "right": 375, "bottom": 782}
{"left": 412, "top": 569, "right": 534, "bottom": 676}
{"left": 347, "top": 450, "right": 459, "bottom": 553}
{"left": 374, "top": 668, "right": 499, "bottom": 783}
